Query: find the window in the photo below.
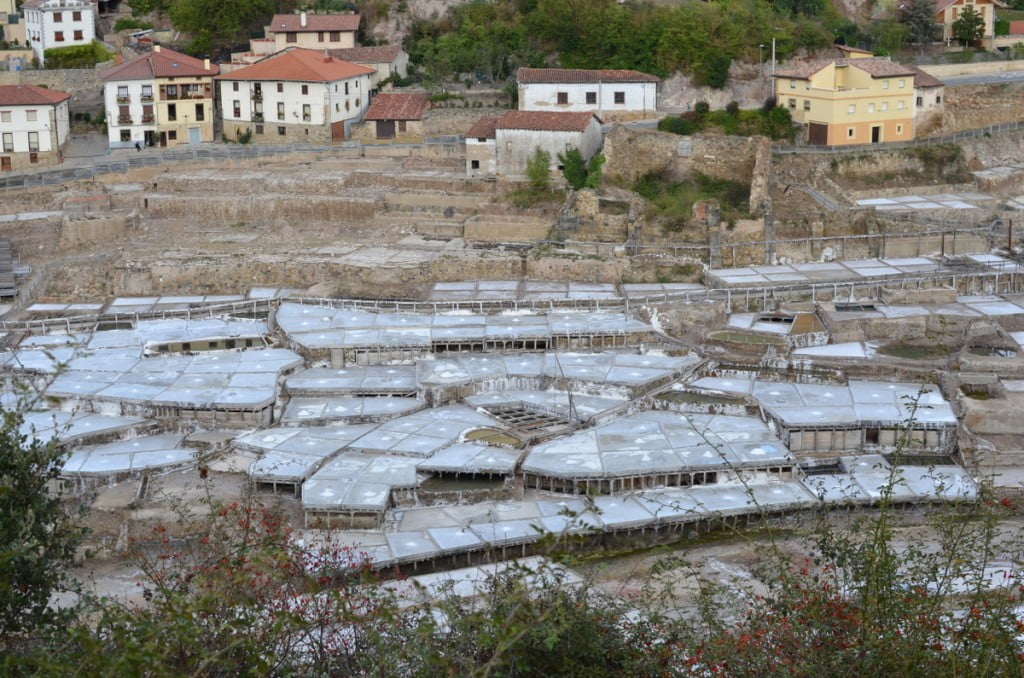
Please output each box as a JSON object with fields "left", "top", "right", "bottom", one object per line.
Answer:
{"left": 847, "top": 104, "right": 855, "bottom": 114}
{"left": 278, "top": 126, "right": 286, "bottom": 135}
{"left": 614, "top": 91, "right": 625, "bottom": 104}
{"left": 345, "top": 101, "right": 350, "bottom": 111}
{"left": 142, "top": 105, "right": 153, "bottom": 122}
{"left": 168, "top": 130, "right": 176, "bottom": 140}
{"left": 195, "top": 103, "right": 204, "bottom": 121}
{"left": 398, "top": 120, "right": 407, "bottom": 132}
{"left": 120, "top": 130, "right": 130, "bottom": 142}
{"left": 330, "top": 31, "right": 340, "bottom": 41}
{"left": 53, "top": 11, "right": 62, "bottom": 22}
{"left": 232, "top": 82, "right": 239, "bottom": 91}
{"left": 916, "top": 96, "right": 923, "bottom": 106}
{"left": 232, "top": 100, "right": 240, "bottom": 117}
{"left": 286, "top": 33, "right": 297, "bottom": 43}
{"left": 897, "top": 79, "right": 905, "bottom": 88}
{"left": 847, "top": 128, "right": 855, "bottom": 138}
{"left": 586, "top": 91, "right": 596, "bottom": 104}
{"left": 117, "top": 85, "right": 129, "bottom": 102}
{"left": 882, "top": 80, "right": 889, "bottom": 89}
{"left": 556, "top": 91, "right": 568, "bottom": 105}
{"left": 344, "top": 82, "right": 349, "bottom": 95}
{"left": 118, "top": 105, "right": 130, "bottom": 123}
{"left": 789, "top": 80, "right": 796, "bottom": 89}
{"left": 277, "top": 102, "right": 285, "bottom": 120}
{"left": 0, "top": 112, "right": 9, "bottom": 123}
{"left": 141, "top": 85, "right": 153, "bottom": 101}
{"left": 26, "top": 109, "right": 37, "bottom": 122}
{"left": 73, "top": 30, "right": 82, "bottom": 40}
{"left": 318, "top": 31, "right": 325, "bottom": 42}
{"left": 277, "top": 82, "right": 283, "bottom": 93}
{"left": 896, "top": 124, "right": 903, "bottom": 134}
{"left": 477, "top": 137, "right": 486, "bottom": 143}
{"left": 788, "top": 98, "right": 796, "bottom": 109}
{"left": 803, "top": 100, "right": 810, "bottom": 110}
{"left": 255, "top": 125, "right": 264, "bottom": 134}
{"left": 936, "top": 95, "right": 942, "bottom": 104}
{"left": 301, "top": 84, "right": 309, "bottom": 95}
{"left": 54, "top": 31, "right": 64, "bottom": 42}
{"left": 168, "top": 103, "right": 177, "bottom": 120}
{"left": 896, "top": 100, "right": 904, "bottom": 110}
{"left": 302, "top": 104, "right": 311, "bottom": 121}
{"left": 27, "top": 131, "right": 38, "bottom": 152}
{"left": 335, "top": 103, "right": 340, "bottom": 112}
{"left": 880, "top": 102, "right": 888, "bottom": 111}
{"left": 2, "top": 133, "right": 12, "bottom": 152}
{"left": 867, "top": 103, "right": 875, "bottom": 113}
{"left": 29, "top": 152, "right": 38, "bottom": 164}
{"left": 471, "top": 159, "right": 480, "bottom": 169}
{"left": 73, "top": 11, "right": 81, "bottom": 20}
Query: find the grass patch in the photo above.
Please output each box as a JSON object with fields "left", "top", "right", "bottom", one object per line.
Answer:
{"left": 464, "top": 428, "right": 523, "bottom": 448}
{"left": 634, "top": 170, "right": 749, "bottom": 233}
{"left": 505, "top": 188, "right": 565, "bottom": 209}
{"left": 658, "top": 105, "right": 799, "bottom": 141}
{"left": 877, "top": 342, "right": 948, "bottom": 360}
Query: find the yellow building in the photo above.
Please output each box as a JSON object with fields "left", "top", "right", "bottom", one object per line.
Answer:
{"left": 264, "top": 12, "right": 358, "bottom": 51}
{"left": 773, "top": 57, "right": 917, "bottom": 146}
{"left": 935, "top": 0, "right": 1006, "bottom": 44}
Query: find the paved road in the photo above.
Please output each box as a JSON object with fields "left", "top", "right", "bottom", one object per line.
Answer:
{"left": 941, "top": 70, "right": 1024, "bottom": 86}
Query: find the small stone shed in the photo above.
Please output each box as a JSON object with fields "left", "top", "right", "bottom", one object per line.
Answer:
{"left": 353, "top": 91, "right": 430, "bottom": 143}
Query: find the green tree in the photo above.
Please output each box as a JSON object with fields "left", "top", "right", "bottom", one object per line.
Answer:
{"left": 584, "top": 153, "right": 604, "bottom": 189}
{"left": 0, "top": 397, "right": 85, "bottom": 647}
{"left": 870, "top": 17, "right": 908, "bottom": 55}
{"left": 126, "top": 0, "right": 169, "bottom": 17}
{"left": 902, "top": 0, "right": 939, "bottom": 49}
{"left": 558, "top": 148, "right": 587, "bottom": 189}
{"left": 168, "top": 0, "right": 275, "bottom": 55}
{"left": 953, "top": 5, "right": 985, "bottom": 46}
{"left": 525, "top": 147, "right": 551, "bottom": 191}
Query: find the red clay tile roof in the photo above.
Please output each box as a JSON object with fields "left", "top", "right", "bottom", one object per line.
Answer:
{"left": 1010, "top": 20, "right": 1024, "bottom": 34}
{"left": 833, "top": 43, "right": 874, "bottom": 56}
{"left": 328, "top": 45, "right": 403, "bottom": 64}
{"left": 364, "top": 92, "right": 429, "bottom": 120}
{"left": 269, "top": 13, "right": 360, "bottom": 33}
{"left": 517, "top": 67, "right": 659, "bottom": 84}
{"left": 494, "top": 110, "right": 598, "bottom": 133}
{"left": 0, "top": 84, "right": 71, "bottom": 106}
{"left": 906, "top": 65, "right": 944, "bottom": 88}
{"left": 102, "top": 47, "right": 218, "bottom": 82}
{"left": 466, "top": 115, "right": 499, "bottom": 140}
{"left": 774, "top": 57, "right": 917, "bottom": 80}
{"left": 214, "top": 48, "right": 373, "bottom": 82}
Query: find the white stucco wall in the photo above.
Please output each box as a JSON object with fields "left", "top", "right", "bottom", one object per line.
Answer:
{"left": 104, "top": 79, "right": 157, "bottom": 147}
{"left": 0, "top": 99, "right": 68, "bottom": 152}
{"left": 495, "top": 118, "right": 603, "bottom": 178}
{"left": 465, "top": 137, "right": 496, "bottom": 177}
{"left": 24, "top": 0, "right": 95, "bottom": 64}
{"left": 914, "top": 86, "right": 944, "bottom": 118}
{"left": 518, "top": 81, "right": 656, "bottom": 115}
{"left": 219, "top": 74, "right": 370, "bottom": 128}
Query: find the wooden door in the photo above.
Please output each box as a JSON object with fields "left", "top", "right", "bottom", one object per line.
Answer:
{"left": 376, "top": 120, "right": 395, "bottom": 139}
{"left": 808, "top": 122, "right": 827, "bottom": 145}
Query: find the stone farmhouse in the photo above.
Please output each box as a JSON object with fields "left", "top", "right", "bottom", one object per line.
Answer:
{"left": 101, "top": 46, "right": 219, "bottom": 149}
{"left": 353, "top": 91, "right": 429, "bottom": 143}
{"left": 516, "top": 67, "right": 658, "bottom": 120}
{"left": 21, "top": 0, "right": 95, "bottom": 65}
{"left": 215, "top": 48, "right": 374, "bottom": 144}
{"left": 0, "top": 83, "right": 70, "bottom": 171}
{"left": 488, "top": 110, "right": 603, "bottom": 179}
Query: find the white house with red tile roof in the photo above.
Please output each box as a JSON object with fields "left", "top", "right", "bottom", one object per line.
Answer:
{"left": 516, "top": 67, "right": 658, "bottom": 119}
{"left": 354, "top": 92, "right": 430, "bottom": 143}
{"left": 490, "top": 110, "right": 603, "bottom": 179}
{"left": 215, "top": 47, "right": 373, "bottom": 144}
{"left": 102, "top": 46, "right": 219, "bottom": 149}
{"left": 265, "top": 12, "right": 360, "bottom": 51}
{"left": 465, "top": 115, "right": 498, "bottom": 178}
{"left": 21, "top": 0, "right": 94, "bottom": 65}
{"left": 0, "top": 84, "right": 70, "bottom": 171}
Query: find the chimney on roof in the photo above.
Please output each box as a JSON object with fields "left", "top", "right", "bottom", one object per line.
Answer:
{"left": 153, "top": 45, "right": 161, "bottom": 53}
{"left": 204, "top": 58, "right": 210, "bottom": 70}
{"left": 300, "top": 11, "right": 307, "bottom": 27}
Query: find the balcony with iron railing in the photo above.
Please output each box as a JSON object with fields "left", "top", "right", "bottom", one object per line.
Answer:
{"left": 252, "top": 91, "right": 263, "bottom": 102}
{"left": 253, "top": 112, "right": 264, "bottom": 122}
{"left": 141, "top": 115, "right": 154, "bottom": 123}
{"left": 116, "top": 96, "right": 129, "bottom": 104}
{"left": 118, "top": 115, "right": 132, "bottom": 124}
{"left": 140, "top": 94, "right": 154, "bottom": 103}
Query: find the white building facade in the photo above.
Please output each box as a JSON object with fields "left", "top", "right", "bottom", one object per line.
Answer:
{"left": 0, "top": 84, "right": 70, "bottom": 171}
{"left": 216, "top": 48, "right": 373, "bottom": 144}
{"left": 493, "top": 110, "right": 603, "bottom": 179}
{"left": 516, "top": 67, "right": 658, "bottom": 119}
{"left": 22, "top": 0, "right": 95, "bottom": 65}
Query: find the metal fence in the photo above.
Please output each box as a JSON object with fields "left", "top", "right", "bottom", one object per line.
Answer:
{"left": 773, "top": 121, "right": 1024, "bottom": 155}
